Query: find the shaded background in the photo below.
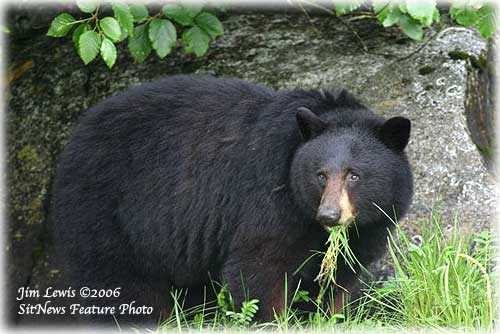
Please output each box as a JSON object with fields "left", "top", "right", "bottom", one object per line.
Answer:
{"left": 6, "top": 2, "right": 496, "bottom": 326}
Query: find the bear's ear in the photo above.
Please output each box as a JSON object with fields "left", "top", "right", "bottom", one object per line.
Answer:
{"left": 296, "top": 107, "right": 327, "bottom": 141}
{"left": 379, "top": 116, "right": 411, "bottom": 152}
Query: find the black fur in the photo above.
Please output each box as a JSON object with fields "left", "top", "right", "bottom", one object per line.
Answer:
{"left": 51, "top": 75, "right": 413, "bottom": 326}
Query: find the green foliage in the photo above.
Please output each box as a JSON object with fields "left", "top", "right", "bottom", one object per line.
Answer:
{"left": 48, "top": 1, "right": 496, "bottom": 68}
{"left": 477, "top": 4, "right": 497, "bottom": 38}
{"left": 100, "top": 37, "right": 117, "bottom": 68}
{"left": 128, "top": 24, "right": 151, "bottom": 63}
{"left": 450, "top": 5, "right": 479, "bottom": 27}
{"left": 292, "top": 289, "right": 311, "bottom": 304}
{"left": 99, "top": 17, "right": 121, "bottom": 42}
{"left": 226, "top": 299, "right": 260, "bottom": 327}
{"left": 380, "top": 8, "right": 403, "bottom": 27}
{"left": 195, "top": 12, "right": 224, "bottom": 36}
{"left": 112, "top": 2, "right": 134, "bottom": 37}
{"left": 334, "top": 0, "right": 496, "bottom": 41}
{"left": 162, "top": 3, "right": 201, "bottom": 26}
{"left": 406, "top": 0, "right": 436, "bottom": 26}
{"left": 149, "top": 19, "right": 176, "bottom": 59}
{"left": 47, "top": 1, "right": 224, "bottom": 68}
{"left": 160, "top": 284, "right": 260, "bottom": 330}
{"left": 129, "top": 4, "right": 148, "bottom": 23}
{"left": 450, "top": 1, "right": 497, "bottom": 38}
{"left": 78, "top": 30, "right": 101, "bottom": 65}
{"left": 216, "top": 285, "right": 233, "bottom": 320}
{"left": 335, "top": 0, "right": 363, "bottom": 16}
{"left": 76, "top": 0, "right": 97, "bottom": 14}
{"left": 399, "top": 15, "right": 424, "bottom": 40}
{"left": 182, "top": 26, "right": 210, "bottom": 57}
{"left": 371, "top": 0, "right": 439, "bottom": 40}
{"left": 72, "top": 23, "right": 90, "bottom": 52}
{"left": 349, "top": 206, "right": 497, "bottom": 328}
{"left": 47, "top": 13, "right": 76, "bottom": 37}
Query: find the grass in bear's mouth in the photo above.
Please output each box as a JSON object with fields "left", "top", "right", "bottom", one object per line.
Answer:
{"left": 315, "top": 220, "right": 360, "bottom": 307}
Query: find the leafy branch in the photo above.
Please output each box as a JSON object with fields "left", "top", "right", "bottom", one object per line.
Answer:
{"left": 335, "top": 0, "right": 497, "bottom": 41}
{"left": 47, "top": 0, "right": 224, "bottom": 68}
{"left": 46, "top": 1, "right": 497, "bottom": 69}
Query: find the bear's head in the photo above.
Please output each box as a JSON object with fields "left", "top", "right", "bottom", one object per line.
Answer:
{"left": 290, "top": 107, "right": 413, "bottom": 229}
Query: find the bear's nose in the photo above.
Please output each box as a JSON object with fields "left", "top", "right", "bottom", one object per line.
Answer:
{"left": 316, "top": 208, "right": 341, "bottom": 226}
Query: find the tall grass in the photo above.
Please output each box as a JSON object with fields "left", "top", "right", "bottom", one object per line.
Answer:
{"left": 156, "top": 206, "right": 497, "bottom": 332}
{"left": 346, "top": 205, "right": 497, "bottom": 330}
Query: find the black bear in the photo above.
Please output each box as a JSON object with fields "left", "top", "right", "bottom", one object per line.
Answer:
{"left": 51, "top": 75, "right": 413, "bottom": 326}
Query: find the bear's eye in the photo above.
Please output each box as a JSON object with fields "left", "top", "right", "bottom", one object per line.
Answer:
{"left": 348, "top": 172, "right": 360, "bottom": 182}
{"left": 316, "top": 172, "right": 327, "bottom": 185}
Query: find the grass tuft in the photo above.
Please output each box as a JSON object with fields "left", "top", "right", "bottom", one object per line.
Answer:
{"left": 346, "top": 204, "right": 497, "bottom": 329}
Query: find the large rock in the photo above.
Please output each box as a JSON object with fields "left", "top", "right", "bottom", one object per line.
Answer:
{"left": 7, "top": 9, "right": 495, "bottom": 325}
{"left": 464, "top": 34, "right": 497, "bottom": 174}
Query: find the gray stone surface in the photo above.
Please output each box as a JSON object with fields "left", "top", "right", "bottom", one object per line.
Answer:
{"left": 7, "top": 10, "right": 495, "bottom": 325}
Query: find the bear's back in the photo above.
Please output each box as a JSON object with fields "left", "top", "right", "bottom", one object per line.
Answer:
{"left": 51, "top": 75, "right": 306, "bottom": 285}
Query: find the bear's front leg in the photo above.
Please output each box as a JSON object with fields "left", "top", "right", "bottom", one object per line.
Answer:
{"left": 221, "top": 252, "right": 298, "bottom": 322}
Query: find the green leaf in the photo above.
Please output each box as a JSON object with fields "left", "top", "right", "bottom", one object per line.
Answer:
{"left": 100, "top": 17, "right": 122, "bottom": 42}
{"left": 383, "top": 8, "right": 402, "bottom": 27}
{"left": 162, "top": 4, "right": 198, "bottom": 26}
{"left": 180, "top": 2, "right": 203, "bottom": 19}
{"left": 79, "top": 30, "right": 102, "bottom": 65}
{"left": 148, "top": 18, "right": 176, "bottom": 59}
{"left": 72, "top": 23, "right": 91, "bottom": 53}
{"left": 335, "top": 0, "right": 362, "bottom": 16}
{"left": 182, "top": 26, "right": 210, "bottom": 57}
{"left": 47, "top": 13, "right": 76, "bottom": 37}
{"left": 195, "top": 12, "right": 223, "bottom": 36}
{"left": 451, "top": 6, "right": 478, "bottom": 26}
{"left": 399, "top": 2, "right": 407, "bottom": 14}
{"left": 433, "top": 8, "right": 440, "bottom": 23}
{"left": 76, "top": 0, "right": 97, "bottom": 13}
{"left": 399, "top": 15, "right": 424, "bottom": 41}
{"left": 477, "top": 5, "right": 497, "bottom": 39}
{"left": 113, "top": 2, "right": 134, "bottom": 37}
{"left": 373, "top": 0, "right": 391, "bottom": 14}
{"left": 128, "top": 23, "right": 152, "bottom": 63}
{"left": 117, "top": 28, "right": 128, "bottom": 42}
{"left": 130, "top": 4, "right": 149, "bottom": 22}
{"left": 100, "top": 37, "right": 117, "bottom": 68}
{"left": 187, "top": 3, "right": 203, "bottom": 18}
{"left": 450, "top": 6, "right": 478, "bottom": 27}
{"left": 374, "top": 0, "right": 393, "bottom": 24}
{"left": 407, "top": 0, "right": 437, "bottom": 26}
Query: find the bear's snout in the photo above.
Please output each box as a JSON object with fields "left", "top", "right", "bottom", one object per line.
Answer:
{"left": 316, "top": 207, "right": 341, "bottom": 226}
{"left": 316, "top": 175, "right": 356, "bottom": 227}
